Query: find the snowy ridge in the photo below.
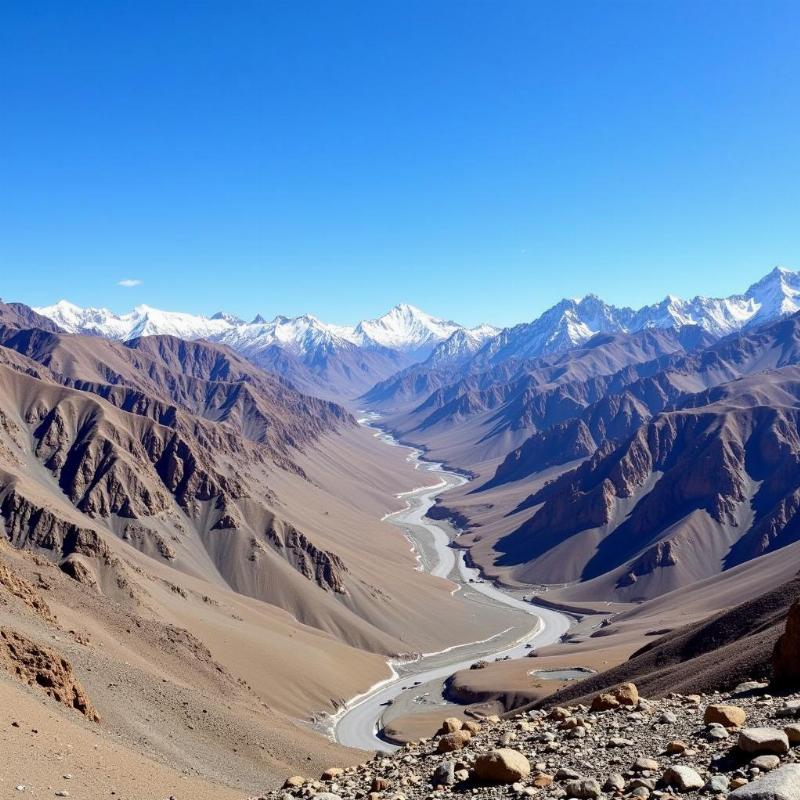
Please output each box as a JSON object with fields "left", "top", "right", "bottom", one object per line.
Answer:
{"left": 33, "top": 266, "right": 800, "bottom": 375}
{"left": 474, "top": 266, "right": 800, "bottom": 364}
{"left": 34, "top": 300, "right": 478, "bottom": 363}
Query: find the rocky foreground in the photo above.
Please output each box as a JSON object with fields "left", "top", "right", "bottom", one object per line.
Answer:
{"left": 258, "top": 683, "right": 800, "bottom": 800}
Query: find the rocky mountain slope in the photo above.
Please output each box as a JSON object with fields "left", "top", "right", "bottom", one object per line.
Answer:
{"left": 0, "top": 303, "right": 528, "bottom": 792}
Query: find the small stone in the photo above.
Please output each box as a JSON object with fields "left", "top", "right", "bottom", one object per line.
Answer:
{"left": 371, "top": 778, "right": 392, "bottom": 792}
{"left": 784, "top": 723, "right": 800, "bottom": 744}
{"left": 686, "top": 694, "right": 702, "bottom": 705}
{"left": 704, "top": 775, "right": 730, "bottom": 793}
{"left": 436, "top": 730, "right": 471, "bottom": 753}
{"left": 661, "top": 765, "right": 704, "bottom": 791}
{"left": 462, "top": 720, "right": 482, "bottom": 735}
{"left": 608, "top": 736, "right": 634, "bottom": 747}
{"left": 284, "top": 776, "right": 306, "bottom": 789}
{"left": 734, "top": 681, "right": 769, "bottom": 695}
{"left": 750, "top": 754, "right": 781, "bottom": 771}
{"left": 604, "top": 773, "right": 625, "bottom": 791}
{"left": 739, "top": 727, "right": 790, "bottom": 755}
{"left": 532, "top": 772, "right": 554, "bottom": 788}
{"left": 432, "top": 761, "right": 455, "bottom": 786}
{"left": 708, "top": 724, "right": 730, "bottom": 740}
{"left": 563, "top": 778, "right": 601, "bottom": 799}
{"left": 322, "top": 768, "right": 344, "bottom": 781}
{"left": 657, "top": 711, "right": 678, "bottom": 724}
{"left": 438, "top": 717, "right": 463, "bottom": 734}
{"left": 666, "top": 740, "right": 687, "bottom": 754}
{"left": 704, "top": 704, "right": 747, "bottom": 728}
{"left": 634, "top": 757, "right": 659, "bottom": 772}
{"left": 555, "top": 767, "right": 581, "bottom": 781}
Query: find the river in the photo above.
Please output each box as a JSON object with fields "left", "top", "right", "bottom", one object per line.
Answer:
{"left": 331, "top": 416, "right": 572, "bottom": 751}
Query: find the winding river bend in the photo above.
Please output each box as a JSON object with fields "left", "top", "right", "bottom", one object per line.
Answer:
{"left": 332, "top": 416, "right": 572, "bottom": 752}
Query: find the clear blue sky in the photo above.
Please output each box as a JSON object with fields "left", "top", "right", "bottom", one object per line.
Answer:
{"left": 1, "top": 1, "right": 799, "bottom": 326}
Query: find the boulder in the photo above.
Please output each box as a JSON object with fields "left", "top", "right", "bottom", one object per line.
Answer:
{"left": 321, "top": 768, "right": 344, "bottom": 781}
{"left": 729, "top": 764, "right": 800, "bottom": 799}
{"left": 436, "top": 730, "right": 471, "bottom": 753}
{"left": 704, "top": 704, "right": 747, "bottom": 727}
{"left": 473, "top": 749, "right": 531, "bottom": 783}
{"left": 774, "top": 601, "right": 800, "bottom": 688}
{"left": 739, "top": 728, "right": 790, "bottom": 755}
{"left": 590, "top": 682, "right": 639, "bottom": 711}
{"left": 662, "top": 765, "right": 704, "bottom": 791}
{"left": 283, "top": 777, "right": 306, "bottom": 789}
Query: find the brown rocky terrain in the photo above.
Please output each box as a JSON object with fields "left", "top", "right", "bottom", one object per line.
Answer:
{"left": 260, "top": 682, "right": 800, "bottom": 800}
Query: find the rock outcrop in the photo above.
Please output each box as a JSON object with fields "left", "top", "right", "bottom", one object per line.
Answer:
{"left": 774, "top": 601, "right": 800, "bottom": 687}
{"left": 0, "top": 627, "right": 99, "bottom": 721}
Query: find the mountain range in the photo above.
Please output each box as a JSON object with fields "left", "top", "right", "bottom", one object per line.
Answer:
{"left": 33, "top": 266, "right": 800, "bottom": 398}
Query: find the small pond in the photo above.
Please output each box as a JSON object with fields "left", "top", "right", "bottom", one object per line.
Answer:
{"left": 530, "top": 667, "right": 595, "bottom": 681}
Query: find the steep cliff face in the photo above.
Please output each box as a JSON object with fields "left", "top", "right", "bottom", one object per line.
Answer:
{"left": 265, "top": 520, "right": 348, "bottom": 594}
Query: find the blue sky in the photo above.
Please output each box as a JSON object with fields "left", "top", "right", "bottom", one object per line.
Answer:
{"left": 1, "top": 1, "right": 799, "bottom": 327}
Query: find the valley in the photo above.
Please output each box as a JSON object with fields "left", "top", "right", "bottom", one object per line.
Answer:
{"left": 3, "top": 266, "right": 800, "bottom": 796}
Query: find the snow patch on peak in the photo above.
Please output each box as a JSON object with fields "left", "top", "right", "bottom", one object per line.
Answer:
{"left": 352, "top": 303, "right": 463, "bottom": 356}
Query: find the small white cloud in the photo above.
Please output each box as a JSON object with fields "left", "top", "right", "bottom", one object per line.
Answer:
{"left": 117, "top": 278, "right": 143, "bottom": 288}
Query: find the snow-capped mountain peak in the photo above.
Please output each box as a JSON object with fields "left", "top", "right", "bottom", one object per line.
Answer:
{"left": 352, "top": 303, "right": 463, "bottom": 356}
{"left": 745, "top": 265, "right": 800, "bottom": 320}
{"left": 424, "top": 324, "right": 500, "bottom": 367}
